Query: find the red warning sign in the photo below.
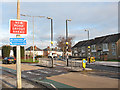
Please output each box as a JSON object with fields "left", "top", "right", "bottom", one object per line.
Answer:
{"left": 10, "top": 19, "right": 28, "bottom": 34}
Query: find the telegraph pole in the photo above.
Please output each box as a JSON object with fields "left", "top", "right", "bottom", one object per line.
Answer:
{"left": 16, "top": 0, "right": 22, "bottom": 88}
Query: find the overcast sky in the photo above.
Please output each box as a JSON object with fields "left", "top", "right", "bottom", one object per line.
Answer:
{"left": 0, "top": 0, "right": 119, "bottom": 49}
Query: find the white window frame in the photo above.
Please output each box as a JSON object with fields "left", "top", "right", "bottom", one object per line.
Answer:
{"left": 111, "top": 43, "right": 116, "bottom": 56}
{"left": 91, "top": 45, "right": 96, "bottom": 52}
{"left": 81, "top": 47, "right": 85, "bottom": 53}
{"left": 103, "top": 43, "right": 109, "bottom": 51}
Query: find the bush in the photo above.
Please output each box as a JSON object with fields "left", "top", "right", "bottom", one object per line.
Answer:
{"left": 13, "top": 46, "right": 25, "bottom": 58}
{"left": 2, "top": 45, "right": 11, "bottom": 58}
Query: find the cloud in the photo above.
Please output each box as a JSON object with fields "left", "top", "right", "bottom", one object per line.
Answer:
{"left": 1, "top": 2, "right": 118, "bottom": 48}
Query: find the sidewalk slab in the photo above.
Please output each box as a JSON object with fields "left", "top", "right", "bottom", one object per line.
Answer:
{"left": 1, "top": 72, "right": 41, "bottom": 88}
{"left": 0, "top": 64, "right": 45, "bottom": 71}
{"left": 47, "top": 72, "right": 118, "bottom": 88}
{"left": 64, "top": 67, "right": 92, "bottom": 72}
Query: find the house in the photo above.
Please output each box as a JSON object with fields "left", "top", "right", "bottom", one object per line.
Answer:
{"left": 25, "top": 46, "right": 43, "bottom": 58}
{"left": 43, "top": 47, "right": 63, "bottom": 57}
{"left": 72, "top": 33, "right": 120, "bottom": 60}
{"left": 43, "top": 46, "right": 72, "bottom": 57}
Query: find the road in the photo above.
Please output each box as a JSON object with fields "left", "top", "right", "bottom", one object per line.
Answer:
{"left": 22, "top": 60, "right": 119, "bottom": 80}
{"left": 53, "top": 59, "right": 119, "bottom": 79}
{"left": 1, "top": 59, "right": 119, "bottom": 89}
{"left": 21, "top": 63, "right": 119, "bottom": 88}
{"left": 1, "top": 70, "right": 50, "bottom": 89}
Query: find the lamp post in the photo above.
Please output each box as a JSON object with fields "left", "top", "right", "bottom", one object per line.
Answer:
{"left": 85, "top": 29, "right": 89, "bottom": 40}
{"left": 66, "top": 19, "right": 71, "bottom": 66}
{"left": 21, "top": 14, "right": 45, "bottom": 62}
{"left": 85, "top": 29, "right": 90, "bottom": 63}
{"left": 47, "top": 17, "right": 54, "bottom": 67}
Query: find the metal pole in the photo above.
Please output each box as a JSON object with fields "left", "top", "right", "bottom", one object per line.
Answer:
{"left": 33, "top": 16, "right": 35, "bottom": 62}
{"left": 66, "top": 20, "right": 68, "bottom": 40}
{"left": 25, "top": 51, "right": 26, "bottom": 61}
{"left": 51, "top": 19, "right": 53, "bottom": 45}
{"left": 87, "top": 30, "right": 90, "bottom": 63}
{"left": 16, "top": 0, "right": 22, "bottom": 89}
{"left": 88, "top": 30, "right": 89, "bottom": 40}
{"left": 66, "top": 20, "right": 68, "bottom": 66}
{"left": 51, "top": 19, "right": 54, "bottom": 67}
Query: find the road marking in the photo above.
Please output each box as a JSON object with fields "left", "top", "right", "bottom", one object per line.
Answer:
{"left": 26, "top": 71, "right": 41, "bottom": 76}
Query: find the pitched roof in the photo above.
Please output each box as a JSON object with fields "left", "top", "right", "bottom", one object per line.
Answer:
{"left": 72, "top": 33, "right": 120, "bottom": 48}
{"left": 102, "top": 33, "right": 120, "bottom": 43}
{"left": 26, "top": 46, "right": 42, "bottom": 51}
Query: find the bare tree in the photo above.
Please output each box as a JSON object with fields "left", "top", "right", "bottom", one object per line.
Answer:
{"left": 56, "top": 36, "right": 74, "bottom": 58}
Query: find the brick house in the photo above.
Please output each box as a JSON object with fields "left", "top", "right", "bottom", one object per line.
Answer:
{"left": 72, "top": 33, "right": 120, "bottom": 60}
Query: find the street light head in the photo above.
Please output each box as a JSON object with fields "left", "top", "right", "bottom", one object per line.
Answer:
{"left": 47, "top": 17, "right": 52, "bottom": 19}
{"left": 38, "top": 16, "right": 45, "bottom": 18}
{"left": 85, "top": 29, "right": 88, "bottom": 31}
{"left": 20, "top": 14, "right": 26, "bottom": 16}
{"left": 20, "top": 14, "right": 31, "bottom": 17}
{"left": 67, "top": 19, "right": 72, "bottom": 21}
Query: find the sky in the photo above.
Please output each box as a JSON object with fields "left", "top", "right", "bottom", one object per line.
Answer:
{"left": 0, "top": 0, "right": 119, "bottom": 49}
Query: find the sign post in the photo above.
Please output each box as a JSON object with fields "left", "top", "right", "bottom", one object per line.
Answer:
{"left": 9, "top": 19, "right": 27, "bottom": 89}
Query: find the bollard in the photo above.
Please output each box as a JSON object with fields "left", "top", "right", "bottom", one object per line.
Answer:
{"left": 82, "top": 59, "right": 87, "bottom": 70}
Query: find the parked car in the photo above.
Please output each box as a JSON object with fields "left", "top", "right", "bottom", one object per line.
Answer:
{"left": 2, "top": 57, "right": 16, "bottom": 64}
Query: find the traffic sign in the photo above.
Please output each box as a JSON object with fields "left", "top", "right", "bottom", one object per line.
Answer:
{"left": 10, "top": 38, "right": 26, "bottom": 45}
{"left": 10, "top": 19, "right": 28, "bottom": 34}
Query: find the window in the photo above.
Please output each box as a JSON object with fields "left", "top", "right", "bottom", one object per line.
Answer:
{"left": 91, "top": 45, "right": 96, "bottom": 52}
{"left": 103, "top": 43, "right": 109, "bottom": 51}
{"left": 112, "top": 43, "right": 116, "bottom": 56}
{"left": 81, "top": 47, "right": 85, "bottom": 53}
{"left": 98, "top": 44, "right": 102, "bottom": 50}
{"left": 79, "top": 53, "right": 82, "bottom": 57}
{"left": 91, "top": 45, "right": 96, "bottom": 50}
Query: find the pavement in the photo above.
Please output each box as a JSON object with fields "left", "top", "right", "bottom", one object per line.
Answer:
{"left": 54, "top": 59, "right": 120, "bottom": 68}
{"left": 47, "top": 72, "right": 118, "bottom": 88}
{"left": 94, "top": 61, "right": 120, "bottom": 67}
{"left": 1, "top": 71, "right": 43, "bottom": 88}
{"left": 0, "top": 63, "right": 119, "bottom": 89}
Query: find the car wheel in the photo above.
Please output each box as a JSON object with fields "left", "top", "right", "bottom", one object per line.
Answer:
{"left": 5, "top": 61, "right": 7, "bottom": 64}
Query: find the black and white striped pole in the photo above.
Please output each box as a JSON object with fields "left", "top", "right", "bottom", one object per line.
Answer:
{"left": 66, "top": 19, "right": 71, "bottom": 66}
{"left": 85, "top": 30, "right": 91, "bottom": 63}
{"left": 47, "top": 17, "right": 54, "bottom": 67}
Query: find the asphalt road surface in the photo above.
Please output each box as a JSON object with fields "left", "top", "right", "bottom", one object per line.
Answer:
{"left": 23, "top": 61, "right": 119, "bottom": 80}
{"left": 1, "top": 70, "right": 50, "bottom": 89}
{"left": 22, "top": 66, "right": 69, "bottom": 81}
